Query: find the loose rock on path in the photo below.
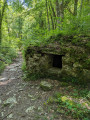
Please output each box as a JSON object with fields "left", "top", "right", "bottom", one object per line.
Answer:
{"left": 0, "top": 53, "right": 69, "bottom": 120}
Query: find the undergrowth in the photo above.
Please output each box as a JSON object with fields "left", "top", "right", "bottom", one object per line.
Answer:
{"left": 46, "top": 88, "right": 90, "bottom": 120}
{"left": 0, "top": 45, "right": 17, "bottom": 74}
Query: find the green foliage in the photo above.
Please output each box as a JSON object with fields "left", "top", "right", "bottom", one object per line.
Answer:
{"left": 22, "top": 71, "right": 47, "bottom": 81}
{"left": 70, "top": 89, "right": 89, "bottom": 98}
{"left": 86, "top": 41, "right": 90, "bottom": 48}
{"left": 0, "top": 44, "right": 17, "bottom": 74}
{"left": 22, "top": 0, "right": 90, "bottom": 48}
{"left": 0, "top": 61, "right": 5, "bottom": 73}
{"left": 60, "top": 82, "right": 69, "bottom": 87}
{"left": 47, "top": 92, "right": 90, "bottom": 119}
{"left": 1, "top": 0, "right": 89, "bottom": 84}
{"left": 62, "top": 76, "right": 79, "bottom": 84}
{"left": 1, "top": 0, "right": 90, "bottom": 48}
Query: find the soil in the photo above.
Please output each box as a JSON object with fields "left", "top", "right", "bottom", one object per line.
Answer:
{"left": 0, "top": 53, "right": 89, "bottom": 120}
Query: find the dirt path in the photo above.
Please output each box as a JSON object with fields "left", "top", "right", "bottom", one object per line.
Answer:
{"left": 0, "top": 53, "right": 68, "bottom": 120}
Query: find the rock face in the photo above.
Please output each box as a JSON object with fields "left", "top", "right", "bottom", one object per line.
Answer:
{"left": 40, "top": 81, "right": 53, "bottom": 91}
{"left": 25, "top": 41, "right": 90, "bottom": 84}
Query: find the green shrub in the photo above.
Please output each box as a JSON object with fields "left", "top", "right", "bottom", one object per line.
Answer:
{"left": 0, "top": 45, "right": 17, "bottom": 74}
{"left": 0, "top": 61, "right": 5, "bottom": 73}
{"left": 47, "top": 94, "right": 90, "bottom": 119}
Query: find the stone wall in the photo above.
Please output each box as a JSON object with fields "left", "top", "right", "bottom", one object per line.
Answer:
{"left": 25, "top": 42, "right": 90, "bottom": 83}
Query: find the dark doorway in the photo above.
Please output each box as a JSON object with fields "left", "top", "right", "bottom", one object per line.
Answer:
{"left": 53, "top": 55, "right": 62, "bottom": 68}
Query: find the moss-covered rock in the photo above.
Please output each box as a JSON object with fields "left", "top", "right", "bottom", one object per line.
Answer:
{"left": 25, "top": 39, "right": 90, "bottom": 84}
{"left": 40, "top": 81, "right": 53, "bottom": 91}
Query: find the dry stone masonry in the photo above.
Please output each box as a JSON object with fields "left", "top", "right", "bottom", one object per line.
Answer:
{"left": 25, "top": 42, "right": 90, "bottom": 84}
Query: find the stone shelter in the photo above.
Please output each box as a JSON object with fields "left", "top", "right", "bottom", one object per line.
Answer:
{"left": 25, "top": 41, "right": 90, "bottom": 84}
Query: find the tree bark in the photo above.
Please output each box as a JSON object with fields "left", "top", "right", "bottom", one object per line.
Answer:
{"left": 74, "top": 0, "right": 78, "bottom": 16}
{"left": 46, "top": 0, "right": 50, "bottom": 30}
{"left": 0, "top": 0, "right": 7, "bottom": 44}
{"left": 0, "top": 25, "right": 1, "bottom": 45}
{"left": 50, "top": 0, "right": 56, "bottom": 29}
{"left": 60, "top": 0, "right": 64, "bottom": 21}
{"left": 80, "top": 0, "right": 83, "bottom": 16}
{"left": 18, "top": 16, "right": 23, "bottom": 40}
{"left": 48, "top": 4, "right": 54, "bottom": 30}
{"left": 56, "top": 0, "right": 60, "bottom": 24}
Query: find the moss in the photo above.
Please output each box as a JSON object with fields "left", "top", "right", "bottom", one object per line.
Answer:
{"left": 40, "top": 81, "right": 53, "bottom": 91}
{"left": 24, "top": 38, "right": 89, "bottom": 84}
{"left": 83, "top": 59, "right": 90, "bottom": 69}
{"left": 24, "top": 72, "right": 48, "bottom": 81}
{"left": 47, "top": 97, "right": 56, "bottom": 104}
{"left": 86, "top": 41, "right": 90, "bottom": 48}
{"left": 53, "top": 92, "right": 63, "bottom": 98}
{"left": 60, "top": 82, "right": 69, "bottom": 87}
{"left": 72, "top": 37, "right": 81, "bottom": 44}
{"left": 61, "top": 96, "right": 68, "bottom": 102}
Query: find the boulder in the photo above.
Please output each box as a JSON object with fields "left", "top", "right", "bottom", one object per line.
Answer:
{"left": 40, "top": 81, "right": 53, "bottom": 91}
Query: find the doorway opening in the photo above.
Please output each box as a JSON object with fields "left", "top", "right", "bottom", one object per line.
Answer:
{"left": 53, "top": 55, "right": 62, "bottom": 68}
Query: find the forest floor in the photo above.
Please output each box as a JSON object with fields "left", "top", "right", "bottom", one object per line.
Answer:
{"left": 0, "top": 53, "right": 89, "bottom": 120}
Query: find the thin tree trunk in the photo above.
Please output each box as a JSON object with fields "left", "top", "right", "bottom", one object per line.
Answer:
{"left": 0, "top": 9, "right": 2, "bottom": 44}
{"left": 74, "top": 0, "right": 78, "bottom": 16}
{"left": 60, "top": 0, "right": 64, "bottom": 22}
{"left": 0, "top": 24, "right": 1, "bottom": 44}
{"left": 49, "top": 4, "right": 54, "bottom": 30}
{"left": 18, "top": 16, "right": 23, "bottom": 40}
{"left": 5, "top": 16, "right": 11, "bottom": 43}
{"left": 0, "top": 11, "right": 2, "bottom": 44}
{"left": 0, "top": 0, "right": 7, "bottom": 44}
{"left": 56, "top": 0, "right": 60, "bottom": 24}
{"left": 80, "top": 0, "right": 83, "bottom": 16}
{"left": 39, "top": 11, "right": 44, "bottom": 29}
{"left": 50, "top": 0, "right": 56, "bottom": 29}
{"left": 46, "top": 0, "right": 50, "bottom": 30}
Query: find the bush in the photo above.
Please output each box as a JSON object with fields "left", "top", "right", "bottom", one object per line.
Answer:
{"left": 0, "top": 45, "right": 17, "bottom": 74}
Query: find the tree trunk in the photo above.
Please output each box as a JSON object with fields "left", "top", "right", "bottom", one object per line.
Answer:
{"left": 0, "top": 12, "right": 2, "bottom": 44}
{"left": 50, "top": 0, "right": 56, "bottom": 29}
{"left": 48, "top": 4, "right": 54, "bottom": 30}
{"left": 46, "top": 0, "right": 50, "bottom": 30}
{"left": 18, "top": 16, "right": 23, "bottom": 40}
{"left": 0, "top": 24, "right": 2, "bottom": 45}
{"left": 60, "top": 0, "right": 64, "bottom": 22}
{"left": 56, "top": 0, "right": 60, "bottom": 24}
{"left": 0, "top": 0, "right": 7, "bottom": 44}
{"left": 80, "top": 0, "right": 83, "bottom": 16}
{"left": 39, "top": 11, "right": 44, "bottom": 28}
{"left": 74, "top": 0, "right": 78, "bottom": 16}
